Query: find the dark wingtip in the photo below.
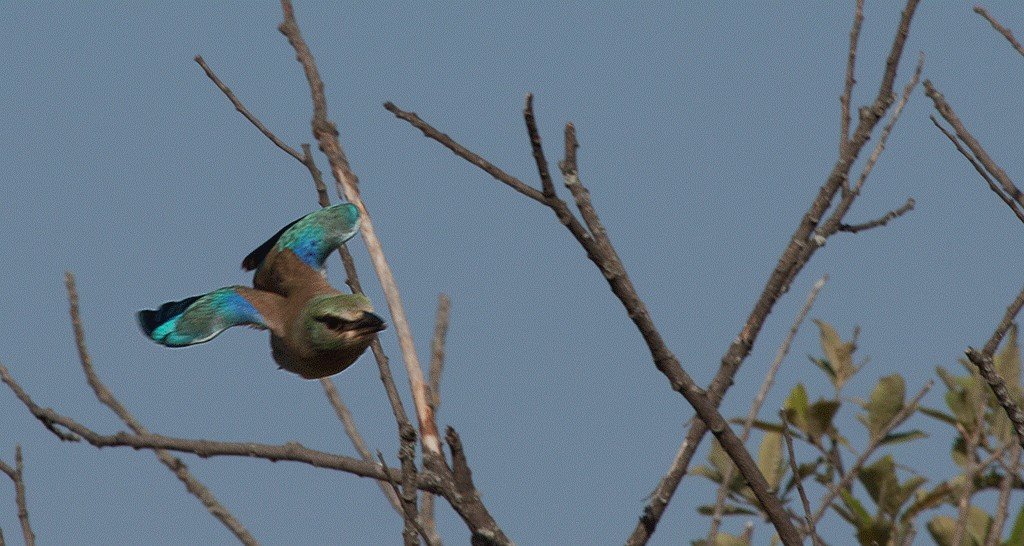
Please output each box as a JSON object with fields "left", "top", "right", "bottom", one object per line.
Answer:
{"left": 137, "top": 309, "right": 160, "bottom": 337}
{"left": 242, "top": 216, "right": 302, "bottom": 271}
{"left": 137, "top": 295, "right": 203, "bottom": 339}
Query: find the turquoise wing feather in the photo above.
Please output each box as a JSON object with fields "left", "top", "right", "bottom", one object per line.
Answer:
{"left": 242, "top": 204, "right": 360, "bottom": 272}
{"left": 138, "top": 287, "right": 267, "bottom": 347}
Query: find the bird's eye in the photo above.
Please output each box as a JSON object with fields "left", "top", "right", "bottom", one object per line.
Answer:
{"left": 316, "top": 315, "right": 349, "bottom": 331}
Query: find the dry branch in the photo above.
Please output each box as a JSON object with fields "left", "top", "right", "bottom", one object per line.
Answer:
{"left": 277, "top": 0, "right": 441, "bottom": 460}
{"left": 195, "top": 29, "right": 420, "bottom": 530}
{"left": 387, "top": 97, "right": 803, "bottom": 543}
{"left": 628, "top": 2, "right": 921, "bottom": 541}
{"left": 706, "top": 275, "right": 826, "bottom": 540}
{"left": 0, "top": 446, "right": 34, "bottom": 546}
{"left": 974, "top": 6, "right": 1024, "bottom": 58}
{"left": 65, "top": 273, "right": 257, "bottom": 545}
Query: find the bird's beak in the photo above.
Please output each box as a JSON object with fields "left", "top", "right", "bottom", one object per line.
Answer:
{"left": 352, "top": 311, "right": 386, "bottom": 334}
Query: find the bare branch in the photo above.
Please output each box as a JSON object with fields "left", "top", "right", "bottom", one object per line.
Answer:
{"left": 442, "top": 428, "right": 511, "bottom": 545}
{"left": 928, "top": 115, "right": 1024, "bottom": 224}
{"left": 196, "top": 45, "right": 422, "bottom": 523}
{"left": 277, "top": 0, "right": 441, "bottom": 458}
{"left": 925, "top": 80, "right": 1024, "bottom": 211}
{"left": 838, "top": 197, "right": 915, "bottom": 233}
{"left": 630, "top": 3, "right": 922, "bottom": 540}
{"left": 320, "top": 378, "right": 403, "bottom": 514}
{"left": 383, "top": 102, "right": 546, "bottom": 204}
{"left": 781, "top": 415, "right": 818, "bottom": 545}
{"left": 707, "top": 275, "right": 826, "bottom": 540}
{"left": 0, "top": 359, "right": 452, "bottom": 492}
{"left": 965, "top": 286, "right": 1024, "bottom": 450}
{"left": 195, "top": 55, "right": 304, "bottom": 162}
{"left": 840, "top": 0, "right": 865, "bottom": 153}
{"left": 818, "top": 52, "right": 924, "bottom": 240}
{"left": 428, "top": 294, "right": 452, "bottom": 412}
{"left": 64, "top": 273, "right": 258, "bottom": 546}
{"left": 987, "top": 445, "right": 1022, "bottom": 546}
{"left": 421, "top": 294, "right": 452, "bottom": 544}
{"left": 974, "top": 6, "right": 1024, "bottom": 58}
{"left": 810, "top": 381, "right": 933, "bottom": 525}
{"left": 952, "top": 400, "right": 986, "bottom": 546}
{"left": 376, "top": 451, "right": 437, "bottom": 546}
{"left": 0, "top": 446, "right": 35, "bottom": 546}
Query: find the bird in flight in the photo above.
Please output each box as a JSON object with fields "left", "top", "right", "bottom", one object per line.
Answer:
{"left": 137, "top": 204, "right": 386, "bottom": 379}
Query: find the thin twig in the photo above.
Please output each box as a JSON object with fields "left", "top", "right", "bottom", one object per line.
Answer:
{"left": 987, "top": 444, "right": 1022, "bottom": 546}
{"left": 0, "top": 447, "right": 34, "bottom": 546}
{"left": 376, "top": 452, "right": 437, "bottom": 546}
{"left": 929, "top": 115, "right": 1024, "bottom": 224}
{"left": 383, "top": 103, "right": 546, "bottom": 204}
{"left": 838, "top": 197, "right": 915, "bottom": 233}
{"left": 925, "top": 80, "right": 1024, "bottom": 210}
{"left": 840, "top": 0, "right": 865, "bottom": 154}
{"left": 810, "top": 381, "right": 933, "bottom": 525}
{"left": 781, "top": 416, "right": 818, "bottom": 545}
{"left": 278, "top": 0, "right": 441, "bottom": 458}
{"left": 64, "top": 273, "right": 258, "bottom": 546}
{"left": 817, "top": 53, "right": 924, "bottom": 241}
{"left": 421, "top": 294, "right": 452, "bottom": 544}
{"left": 706, "top": 275, "right": 827, "bottom": 540}
{"left": 974, "top": 6, "right": 1024, "bottom": 58}
{"left": 952, "top": 403, "right": 985, "bottom": 546}
{"left": 320, "top": 378, "right": 403, "bottom": 513}
{"left": 195, "top": 55, "right": 305, "bottom": 163}
{"left": 428, "top": 294, "right": 452, "bottom": 412}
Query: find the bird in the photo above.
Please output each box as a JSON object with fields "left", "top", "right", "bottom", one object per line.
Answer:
{"left": 137, "top": 203, "right": 386, "bottom": 379}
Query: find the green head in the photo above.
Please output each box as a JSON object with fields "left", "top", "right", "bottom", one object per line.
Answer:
{"left": 303, "top": 294, "right": 386, "bottom": 350}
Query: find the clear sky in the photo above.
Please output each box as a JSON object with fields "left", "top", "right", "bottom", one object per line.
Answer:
{"left": 2, "top": 2, "right": 1023, "bottom": 544}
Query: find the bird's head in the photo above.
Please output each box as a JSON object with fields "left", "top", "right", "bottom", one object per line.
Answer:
{"left": 304, "top": 294, "right": 386, "bottom": 350}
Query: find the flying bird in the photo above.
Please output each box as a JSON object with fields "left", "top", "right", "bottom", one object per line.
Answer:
{"left": 137, "top": 204, "right": 386, "bottom": 379}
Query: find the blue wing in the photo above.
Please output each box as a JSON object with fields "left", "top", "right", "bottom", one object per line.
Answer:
{"left": 242, "top": 204, "right": 360, "bottom": 272}
{"left": 138, "top": 287, "right": 268, "bottom": 347}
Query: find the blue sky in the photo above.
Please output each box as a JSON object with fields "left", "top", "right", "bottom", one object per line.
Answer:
{"left": 2, "top": 2, "right": 1023, "bottom": 544}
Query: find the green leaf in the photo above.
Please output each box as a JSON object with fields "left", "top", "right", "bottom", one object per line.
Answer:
{"left": 892, "top": 476, "right": 928, "bottom": 516}
{"left": 808, "top": 355, "right": 836, "bottom": 382}
{"left": 919, "top": 406, "right": 958, "bottom": 427}
{"left": 758, "top": 431, "right": 785, "bottom": 490}
{"left": 708, "top": 439, "right": 732, "bottom": 475}
{"left": 935, "top": 366, "right": 960, "bottom": 391}
{"left": 743, "top": 419, "right": 785, "bottom": 434}
{"left": 806, "top": 399, "right": 842, "bottom": 440}
{"left": 902, "top": 483, "right": 953, "bottom": 523}
{"left": 926, "top": 508, "right": 989, "bottom": 546}
{"left": 691, "top": 465, "right": 720, "bottom": 483}
{"left": 927, "top": 515, "right": 956, "bottom": 546}
{"left": 859, "top": 455, "right": 900, "bottom": 515}
{"left": 784, "top": 384, "right": 810, "bottom": 434}
{"left": 813, "top": 319, "right": 859, "bottom": 391}
{"left": 965, "top": 505, "right": 993, "bottom": 545}
{"left": 994, "top": 323, "right": 1021, "bottom": 389}
{"left": 839, "top": 488, "right": 872, "bottom": 527}
{"left": 696, "top": 504, "right": 757, "bottom": 517}
{"left": 1006, "top": 499, "right": 1024, "bottom": 546}
{"left": 880, "top": 429, "right": 927, "bottom": 446}
{"left": 859, "top": 374, "right": 906, "bottom": 438}
{"left": 708, "top": 533, "right": 749, "bottom": 546}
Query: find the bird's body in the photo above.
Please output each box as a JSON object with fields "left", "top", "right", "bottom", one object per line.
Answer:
{"left": 138, "top": 204, "right": 385, "bottom": 379}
